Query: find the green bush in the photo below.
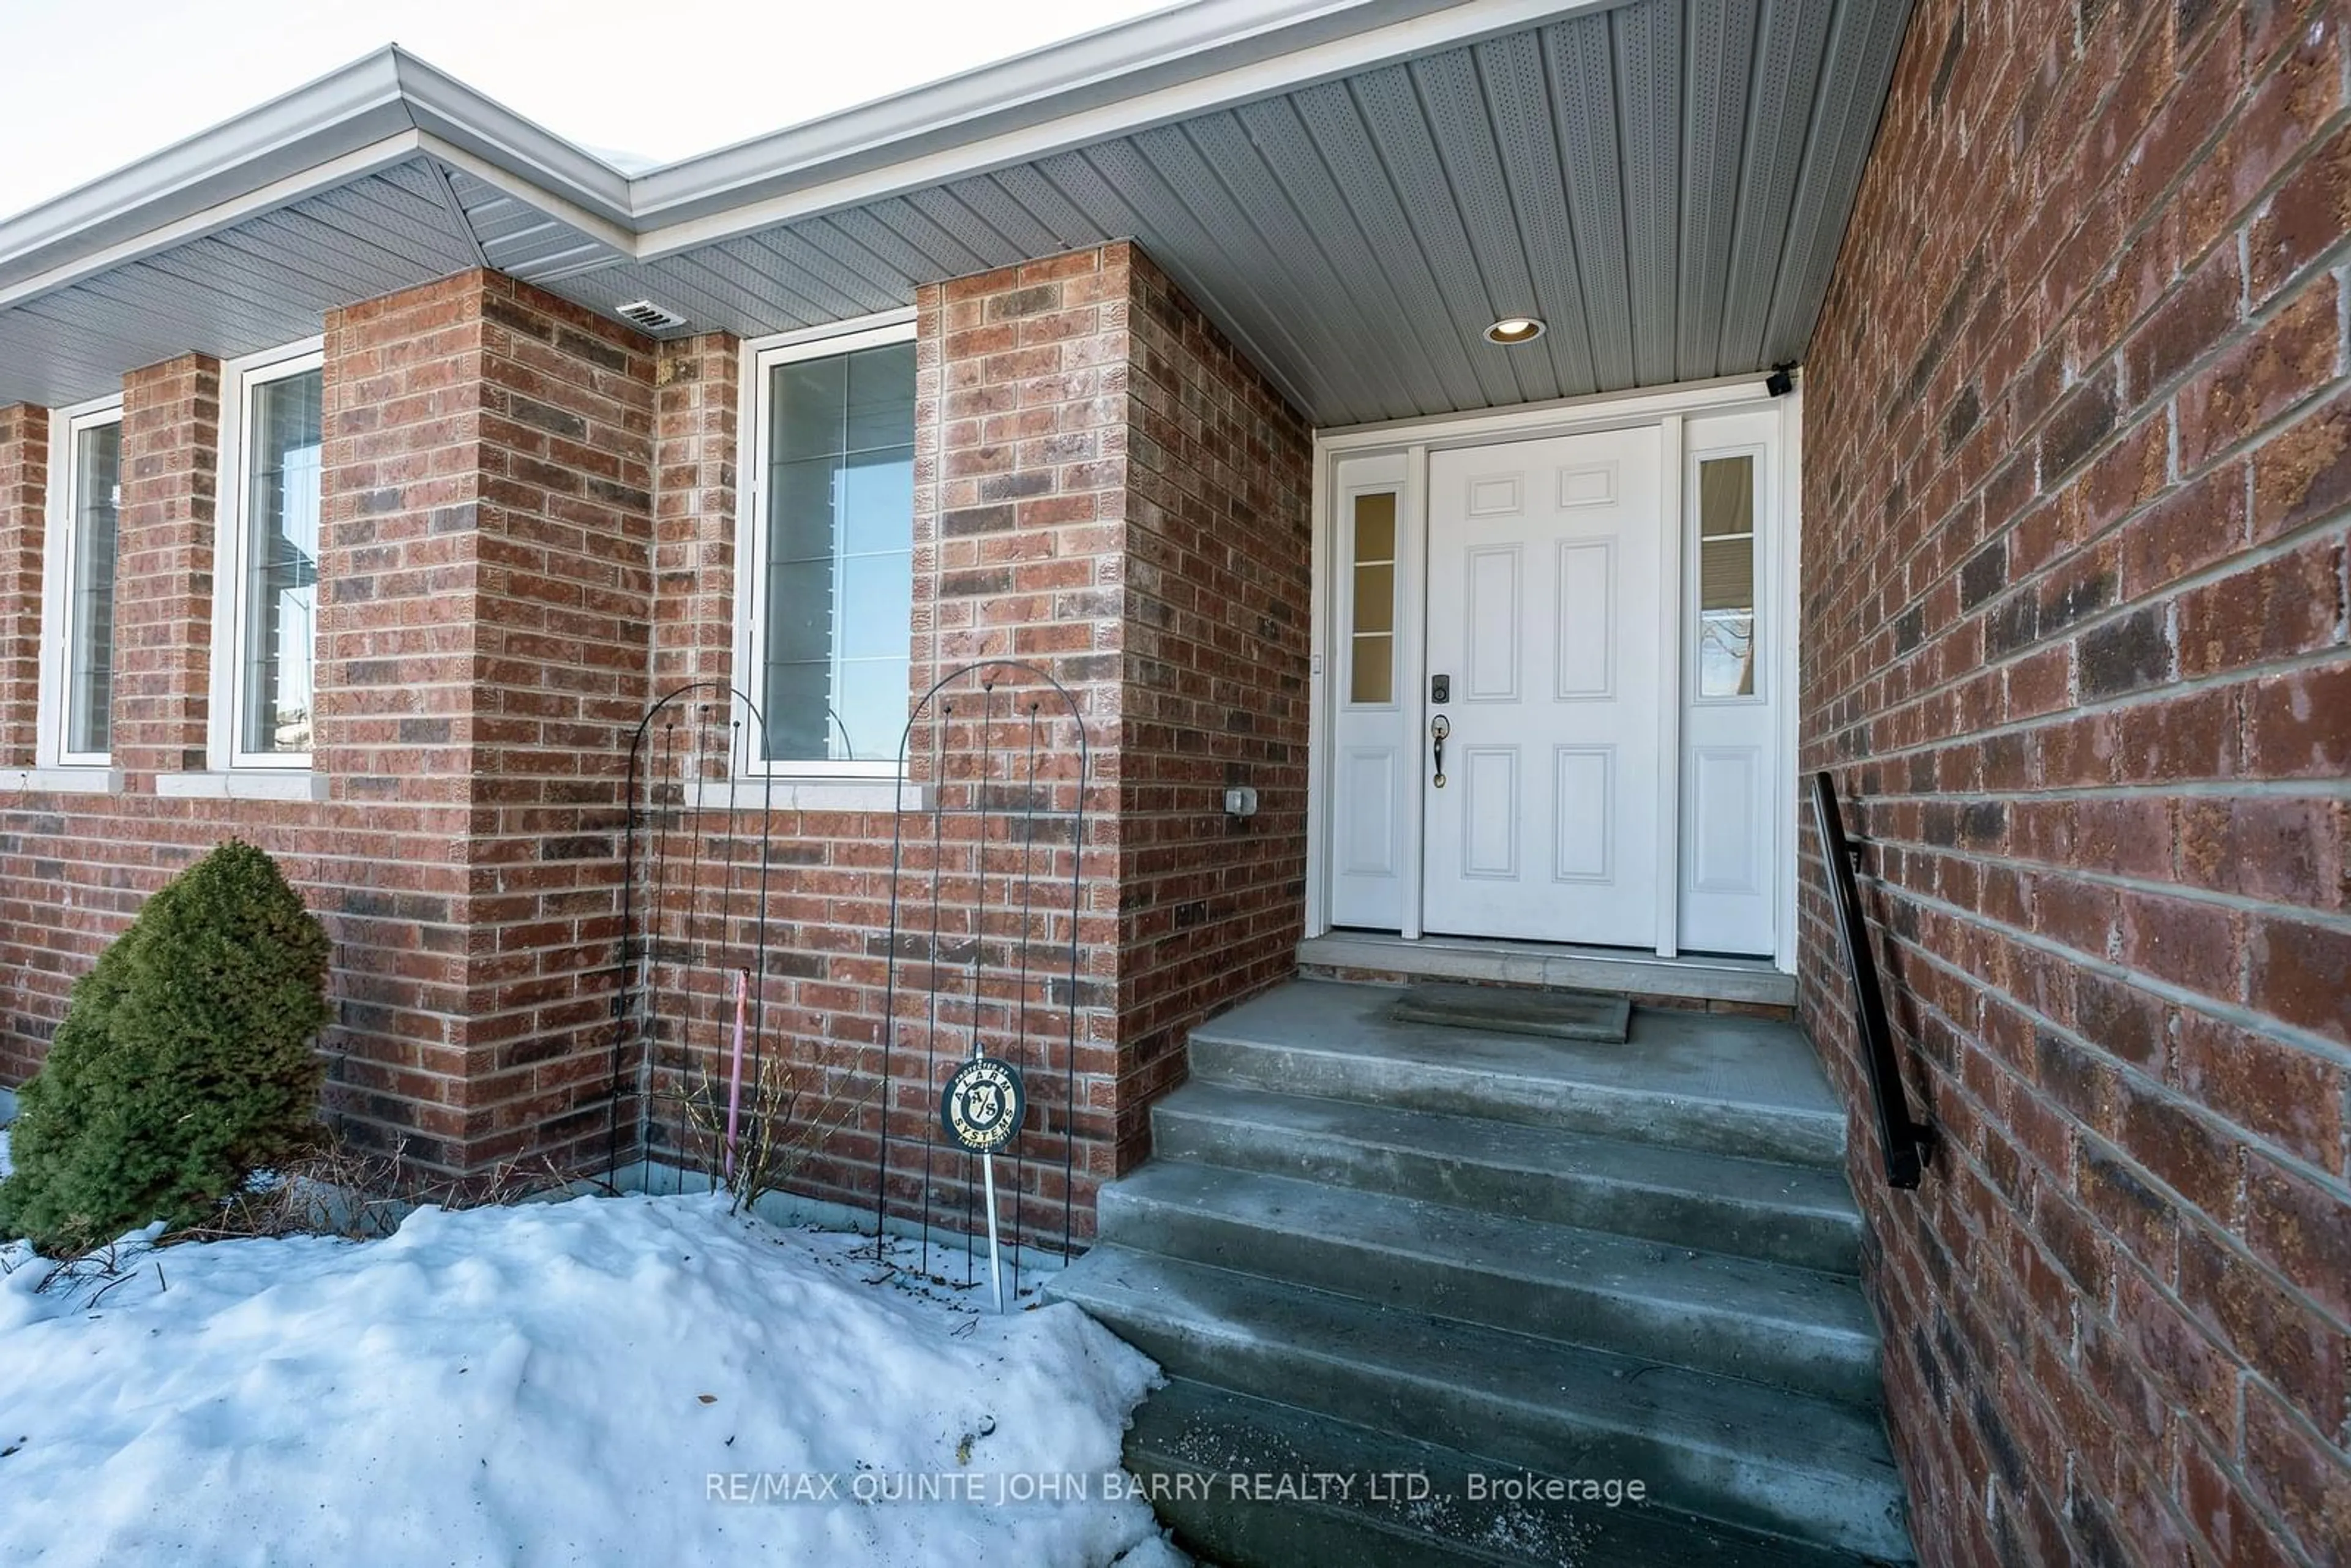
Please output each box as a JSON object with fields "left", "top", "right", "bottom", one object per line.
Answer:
{"left": 0, "top": 839, "right": 332, "bottom": 1255}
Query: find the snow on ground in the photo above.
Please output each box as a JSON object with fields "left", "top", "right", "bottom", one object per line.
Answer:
{"left": 0, "top": 1163, "right": 1182, "bottom": 1568}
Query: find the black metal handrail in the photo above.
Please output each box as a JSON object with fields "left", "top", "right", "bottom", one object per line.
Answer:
{"left": 1810, "top": 771, "right": 1936, "bottom": 1189}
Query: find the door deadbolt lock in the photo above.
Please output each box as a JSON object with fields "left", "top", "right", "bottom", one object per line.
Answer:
{"left": 1431, "top": 673, "right": 1450, "bottom": 703}
{"left": 1430, "top": 714, "right": 1450, "bottom": 788}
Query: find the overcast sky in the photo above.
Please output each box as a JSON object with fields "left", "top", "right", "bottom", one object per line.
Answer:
{"left": 0, "top": 0, "right": 1174, "bottom": 219}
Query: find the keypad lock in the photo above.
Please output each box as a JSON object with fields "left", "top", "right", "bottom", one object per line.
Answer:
{"left": 1431, "top": 673, "right": 1451, "bottom": 703}
{"left": 1430, "top": 714, "right": 1450, "bottom": 788}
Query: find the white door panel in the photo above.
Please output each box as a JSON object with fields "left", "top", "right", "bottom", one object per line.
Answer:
{"left": 1338, "top": 747, "right": 1401, "bottom": 876}
{"left": 1689, "top": 746, "right": 1761, "bottom": 892}
{"left": 1551, "top": 746, "right": 1614, "bottom": 882}
{"left": 1423, "top": 427, "right": 1663, "bottom": 945}
{"left": 1554, "top": 541, "right": 1614, "bottom": 697}
{"left": 1459, "top": 747, "right": 1521, "bottom": 877}
{"left": 1463, "top": 547, "right": 1521, "bottom": 698}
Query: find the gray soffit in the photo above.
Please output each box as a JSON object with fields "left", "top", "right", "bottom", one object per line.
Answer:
{"left": 0, "top": 0, "right": 1914, "bottom": 425}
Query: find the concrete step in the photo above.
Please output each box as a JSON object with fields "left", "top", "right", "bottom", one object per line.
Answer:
{"left": 1296, "top": 932, "right": 1798, "bottom": 1008}
{"left": 1052, "top": 1247, "right": 1913, "bottom": 1562}
{"left": 1098, "top": 1160, "right": 1881, "bottom": 1406}
{"left": 1127, "top": 1377, "right": 1895, "bottom": 1568}
{"left": 1190, "top": 980, "right": 1847, "bottom": 1167}
{"left": 1153, "top": 1081, "right": 1864, "bottom": 1275}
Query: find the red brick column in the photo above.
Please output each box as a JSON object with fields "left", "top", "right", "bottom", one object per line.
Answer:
{"left": 316, "top": 276, "right": 486, "bottom": 806}
{"left": 1800, "top": 2, "right": 2351, "bottom": 1563}
{"left": 0, "top": 405, "right": 47, "bottom": 767}
{"left": 457, "top": 273, "right": 654, "bottom": 1169}
{"left": 920, "top": 249, "right": 1135, "bottom": 1176}
{"left": 312, "top": 275, "right": 487, "bottom": 1165}
{"left": 912, "top": 242, "right": 1313, "bottom": 1190}
{"left": 651, "top": 332, "right": 739, "bottom": 696}
{"left": 315, "top": 269, "right": 655, "bottom": 1174}
{"left": 114, "top": 356, "right": 219, "bottom": 779}
{"left": 1115, "top": 249, "right": 1313, "bottom": 1158}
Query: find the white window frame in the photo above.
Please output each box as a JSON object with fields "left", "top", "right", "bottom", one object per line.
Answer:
{"left": 1339, "top": 479, "right": 1405, "bottom": 715}
{"left": 1685, "top": 440, "right": 1770, "bottom": 708}
{"left": 37, "top": 393, "right": 126, "bottom": 772}
{"left": 732, "top": 309, "right": 917, "bottom": 780}
{"left": 209, "top": 337, "right": 324, "bottom": 773}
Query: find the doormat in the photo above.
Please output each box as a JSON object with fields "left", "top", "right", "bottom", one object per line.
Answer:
{"left": 1390, "top": 982, "right": 1632, "bottom": 1043}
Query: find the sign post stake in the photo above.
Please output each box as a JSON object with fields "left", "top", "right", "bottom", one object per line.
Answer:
{"left": 722, "top": 969, "right": 748, "bottom": 1185}
{"left": 980, "top": 1152, "right": 1005, "bottom": 1312}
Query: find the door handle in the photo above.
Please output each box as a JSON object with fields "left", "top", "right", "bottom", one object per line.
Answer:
{"left": 1430, "top": 715, "right": 1450, "bottom": 789}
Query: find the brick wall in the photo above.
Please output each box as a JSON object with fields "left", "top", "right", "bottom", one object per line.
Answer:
{"left": 458, "top": 276, "right": 655, "bottom": 1169}
{"left": 4, "top": 244, "right": 1306, "bottom": 1231}
{"left": 918, "top": 244, "right": 1136, "bottom": 1201}
{"left": 1116, "top": 250, "right": 1313, "bottom": 1153}
{"left": 650, "top": 334, "right": 738, "bottom": 694}
{"left": 0, "top": 270, "right": 656, "bottom": 1179}
{"left": 0, "top": 405, "right": 47, "bottom": 768}
{"left": 0, "top": 324, "right": 463, "bottom": 1125}
{"left": 113, "top": 356, "right": 219, "bottom": 777}
{"left": 315, "top": 268, "right": 657, "bottom": 1173}
{"left": 310, "top": 275, "right": 482, "bottom": 1158}
{"left": 1801, "top": 2, "right": 2351, "bottom": 1564}
{"left": 627, "top": 242, "right": 1311, "bottom": 1238}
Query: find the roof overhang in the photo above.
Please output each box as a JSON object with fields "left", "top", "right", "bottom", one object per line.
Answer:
{"left": 0, "top": 1, "right": 1606, "bottom": 300}
{"left": 0, "top": 0, "right": 1914, "bottom": 424}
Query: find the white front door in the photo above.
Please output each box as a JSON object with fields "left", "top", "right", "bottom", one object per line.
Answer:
{"left": 1421, "top": 426, "right": 1664, "bottom": 945}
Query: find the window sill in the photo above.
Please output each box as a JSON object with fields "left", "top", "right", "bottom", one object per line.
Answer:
{"left": 683, "top": 777, "right": 930, "bottom": 813}
{"left": 4, "top": 766, "right": 124, "bottom": 795}
{"left": 154, "top": 770, "right": 331, "bottom": 803}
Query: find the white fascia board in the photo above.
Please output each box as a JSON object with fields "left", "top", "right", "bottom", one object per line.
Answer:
{"left": 389, "top": 51, "right": 635, "bottom": 225}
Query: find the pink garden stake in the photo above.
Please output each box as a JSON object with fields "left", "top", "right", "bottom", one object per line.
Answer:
{"left": 724, "top": 969, "right": 749, "bottom": 1183}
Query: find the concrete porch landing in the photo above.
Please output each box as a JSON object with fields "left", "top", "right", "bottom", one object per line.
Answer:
{"left": 1193, "top": 980, "right": 1846, "bottom": 1165}
{"left": 1051, "top": 978, "right": 1908, "bottom": 1566}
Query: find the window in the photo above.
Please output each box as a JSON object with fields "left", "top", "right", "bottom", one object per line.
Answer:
{"left": 220, "top": 345, "right": 324, "bottom": 766}
{"left": 1348, "top": 491, "right": 1397, "bottom": 705}
{"left": 744, "top": 321, "right": 915, "bottom": 768}
{"left": 1695, "top": 452, "right": 1758, "bottom": 700}
{"left": 40, "top": 399, "right": 124, "bottom": 767}
{"left": 64, "top": 418, "right": 122, "bottom": 758}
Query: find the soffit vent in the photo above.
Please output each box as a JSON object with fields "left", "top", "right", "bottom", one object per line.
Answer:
{"left": 615, "top": 298, "right": 689, "bottom": 332}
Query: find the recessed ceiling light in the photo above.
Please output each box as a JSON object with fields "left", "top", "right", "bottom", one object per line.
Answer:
{"left": 1484, "top": 316, "right": 1545, "bottom": 345}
